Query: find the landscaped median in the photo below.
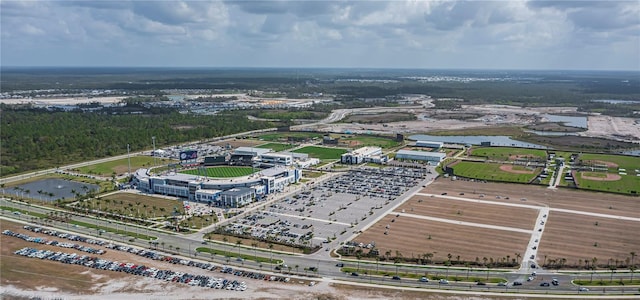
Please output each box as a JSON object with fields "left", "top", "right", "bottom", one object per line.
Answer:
{"left": 339, "top": 267, "right": 508, "bottom": 284}
{"left": 573, "top": 278, "right": 640, "bottom": 286}
{"left": 196, "top": 246, "right": 282, "bottom": 265}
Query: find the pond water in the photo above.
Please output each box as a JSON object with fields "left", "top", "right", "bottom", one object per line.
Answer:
{"left": 408, "top": 134, "right": 546, "bottom": 148}
{"left": 4, "top": 179, "right": 100, "bottom": 201}
{"left": 542, "top": 114, "right": 588, "bottom": 129}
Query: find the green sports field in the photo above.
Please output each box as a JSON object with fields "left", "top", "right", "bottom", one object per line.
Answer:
{"left": 574, "top": 172, "right": 640, "bottom": 195}
{"left": 578, "top": 153, "right": 640, "bottom": 171}
{"left": 342, "top": 135, "right": 401, "bottom": 148}
{"left": 180, "top": 166, "right": 257, "bottom": 178}
{"left": 258, "top": 132, "right": 323, "bottom": 142}
{"left": 452, "top": 161, "right": 542, "bottom": 183}
{"left": 470, "top": 147, "right": 547, "bottom": 161}
{"left": 77, "top": 156, "right": 175, "bottom": 176}
{"left": 292, "top": 146, "right": 348, "bottom": 160}
{"left": 256, "top": 142, "right": 294, "bottom": 152}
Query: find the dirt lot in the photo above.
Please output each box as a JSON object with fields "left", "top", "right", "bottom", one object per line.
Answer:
{"left": 353, "top": 215, "right": 530, "bottom": 264}
{"left": 536, "top": 212, "right": 640, "bottom": 268}
{"left": 396, "top": 196, "right": 538, "bottom": 230}
{"left": 426, "top": 179, "right": 640, "bottom": 218}
{"left": 211, "top": 138, "right": 263, "bottom": 148}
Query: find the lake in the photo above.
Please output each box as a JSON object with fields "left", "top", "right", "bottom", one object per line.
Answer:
{"left": 542, "top": 114, "right": 588, "bottom": 129}
{"left": 4, "top": 179, "right": 100, "bottom": 201}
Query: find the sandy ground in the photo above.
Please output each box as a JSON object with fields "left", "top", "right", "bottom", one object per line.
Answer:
{"left": 312, "top": 105, "right": 640, "bottom": 143}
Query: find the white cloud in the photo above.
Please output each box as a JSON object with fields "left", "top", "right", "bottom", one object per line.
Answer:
{"left": 0, "top": 0, "right": 638, "bottom": 70}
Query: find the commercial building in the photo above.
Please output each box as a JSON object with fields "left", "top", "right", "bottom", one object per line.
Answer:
{"left": 395, "top": 149, "right": 446, "bottom": 163}
{"left": 233, "top": 147, "right": 271, "bottom": 157}
{"left": 260, "top": 153, "right": 293, "bottom": 166}
{"left": 341, "top": 147, "right": 383, "bottom": 164}
{"left": 219, "top": 187, "right": 255, "bottom": 208}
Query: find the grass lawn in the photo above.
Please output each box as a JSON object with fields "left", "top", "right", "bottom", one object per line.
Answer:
{"left": 293, "top": 146, "right": 348, "bottom": 160}
{"left": 256, "top": 142, "right": 295, "bottom": 152}
{"left": 76, "top": 156, "right": 176, "bottom": 176}
{"left": 452, "top": 161, "right": 541, "bottom": 183}
{"left": 470, "top": 147, "right": 547, "bottom": 161}
{"left": 180, "top": 166, "right": 257, "bottom": 178}
{"left": 574, "top": 173, "right": 640, "bottom": 195}
{"left": 578, "top": 153, "right": 640, "bottom": 171}
{"left": 339, "top": 267, "right": 506, "bottom": 283}
{"left": 96, "top": 192, "right": 184, "bottom": 219}
{"left": 342, "top": 136, "right": 401, "bottom": 148}
{"left": 258, "top": 132, "right": 323, "bottom": 142}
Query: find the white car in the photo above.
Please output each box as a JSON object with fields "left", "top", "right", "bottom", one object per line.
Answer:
{"left": 579, "top": 287, "right": 589, "bottom": 292}
{"left": 439, "top": 279, "right": 449, "bottom": 284}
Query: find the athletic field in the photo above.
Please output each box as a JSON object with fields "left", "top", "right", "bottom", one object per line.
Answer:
{"left": 180, "top": 166, "right": 257, "bottom": 178}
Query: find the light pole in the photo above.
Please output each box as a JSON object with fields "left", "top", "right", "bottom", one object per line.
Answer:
{"left": 152, "top": 136, "right": 157, "bottom": 166}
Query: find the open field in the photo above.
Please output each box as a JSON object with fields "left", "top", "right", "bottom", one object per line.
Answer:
{"left": 255, "top": 142, "right": 295, "bottom": 152}
{"left": 536, "top": 212, "right": 640, "bottom": 268}
{"left": 396, "top": 195, "right": 538, "bottom": 230}
{"left": 451, "top": 161, "right": 541, "bottom": 183}
{"left": 97, "top": 192, "right": 185, "bottom": 218}
{"left": 211, "top": 139, "right": 263, "bottom": 148}
{"left": 75, "top": 156, "right": 176, "bottom": 176}
{"left": 353, "top": 215, "right": 531, "bottom": 264}
{"left": 424, "top": 179, "right": 640, "bottom": 218}
{"left": 292, "top": 146, "right": 348, "bottom": 160}
{"left": 469, "top": 147, "right": 547, "bottom": 161}
{"left": 342, "top": 112, "right": 416, "bottom": 124}
{"left": 340, "top": 135, "right": 401, "bottom": 148}
{"left": 257, "top": 132, "right": 323, "bottom": 142}
{"left": 180, "top": 166, "right": 257, "bottom": 178}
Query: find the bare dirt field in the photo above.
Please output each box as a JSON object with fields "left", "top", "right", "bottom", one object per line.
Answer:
{"left": 425, "top": 179, "right": 640, "bottom": 219}
{"left": 353, "top": 215, "right": 530, "bottom": 264}
{"left": 1, "top": 218, "right": 523, "bottom": 300}
{"left": 395, "top": 196, "right": 538, "bottom": 230}
{"left": 536, "top": 212, "right": 640, "bottom": 268}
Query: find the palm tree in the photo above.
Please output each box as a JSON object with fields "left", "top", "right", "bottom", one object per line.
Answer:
{"left": 236, "top": 239, "right": 243, "bottom": 258}
{"left": 295, "top": 264, "right": 299, "bottom": 274}
{"left": 268, "top": 243, "right": 274, "bottom": 269}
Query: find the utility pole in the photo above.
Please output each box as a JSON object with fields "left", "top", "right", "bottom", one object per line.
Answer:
{"left": 127, "top": 144, "right": 131, "bottom": 176}
{"left": 152, "top": 136, "right": 157, "bottom": 166}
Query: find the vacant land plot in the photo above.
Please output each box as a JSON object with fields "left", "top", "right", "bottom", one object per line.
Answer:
{"left": 256, "top": 142, "right": 295, "bottom": 152}
{"left": 292, "top": 146, "right": 348, "bottom": 160}
{"left": 469, "top": 147, "right": 546, "bottom": 161}
{"left": 354, "top": 215, "right": 530, "bottom": 264}
{"left": 424, "top": 179, "right": 640, "bottom": 219}
{"left": 340, "top": 135, "right": 401, "bottom": 148}
{"left": 211, "top": 139, "right": 263, "bottom": 148}
{"left": 76, "top": 156, "right": 175, "bottom": 176}
{"left": 97, "top": 192, "right": 184, "bottom": 218}
{"left": 180, "top": 166, "right": 256, "bottom": 178}
{"left": 537, "top": 212, "right": 640, "bottom": 268}
{"left": 343, "top": 112, "right": 416, "bottom": 124}
{"left": 451, "top": 161, "right": 541, "bottom": 183}
{"left": 396, "top": 196, "right": 538, "bottom": 230}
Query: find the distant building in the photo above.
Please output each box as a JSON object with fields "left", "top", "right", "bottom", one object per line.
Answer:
{"left": 395, "top": 149, "right": 446, "bottom": 163}
{"left": 233, "top": 147, "right": 271, "bottom": 157}
{"left": 415, "top": 141, "right": 443, "bottom": 149}
{"left": 341, "top": 146, "right": 383, "bottom": 164}
{"left": 260, "top": 153, "right": 293, "bottom": 166}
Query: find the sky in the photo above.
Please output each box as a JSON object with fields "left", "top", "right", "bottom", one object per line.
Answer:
{"left": 1, "top": 0, "right": 639, "bottom": 70}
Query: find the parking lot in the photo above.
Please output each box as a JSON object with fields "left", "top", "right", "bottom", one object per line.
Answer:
{"left": 219, "top": 167, "right": 429, "bottom": 248}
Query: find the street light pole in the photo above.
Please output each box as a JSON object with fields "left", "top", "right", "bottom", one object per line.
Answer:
{"left": 152, "top": 136, "right": 157, "bottom": 167}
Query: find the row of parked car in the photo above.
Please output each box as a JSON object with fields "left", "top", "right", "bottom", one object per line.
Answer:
{"left": 22, "top": 225, "right": 107, "bottom": 246}
{"left": 3, "top": 229, "right": 106, "bottom": 255}
{"left": 14, "top": 247, "right": 249, "bottom": 291}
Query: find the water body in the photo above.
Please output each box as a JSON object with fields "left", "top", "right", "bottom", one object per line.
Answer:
{"left": 620, "top": 150, "right": 640, "bottom": 157}
{"left": 524, "top": 130, "right": 579, "bottom": 136}
{"left": 408, "top": 134, "right": 545, "bottom": 148}
{"left": 592, "top": 99, "right": 640, "bottom": 104}
{"left": 542, "top": 114, "right": 588, "bottom": 129}
{"left": 4, "top": 179, "right": 100, "bottom": 201}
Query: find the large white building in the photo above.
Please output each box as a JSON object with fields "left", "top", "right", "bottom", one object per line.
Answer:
{"left": 341, "top": 146, "right": 383, "bottom": 164}
{"left": 260, "top": 152, "right": 293, "bottom": 166}
{"left": 395, "top": 149, "right": 446, "bottom": 163}
{"left": 132, "top": 165, "right": 301, "bottom": 208}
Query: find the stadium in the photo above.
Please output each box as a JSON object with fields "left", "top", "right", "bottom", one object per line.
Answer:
{"left": 132, "top": 147, "right": 306, "bottom": 208}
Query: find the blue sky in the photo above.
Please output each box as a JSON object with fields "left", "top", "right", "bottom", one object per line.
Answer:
{"left": 1, "top": 0, "right": 639, "bottom": 70}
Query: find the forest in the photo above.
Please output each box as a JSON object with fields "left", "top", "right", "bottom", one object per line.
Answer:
{"left": 0, "top": 104, "right": 274, "bottom": 176}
